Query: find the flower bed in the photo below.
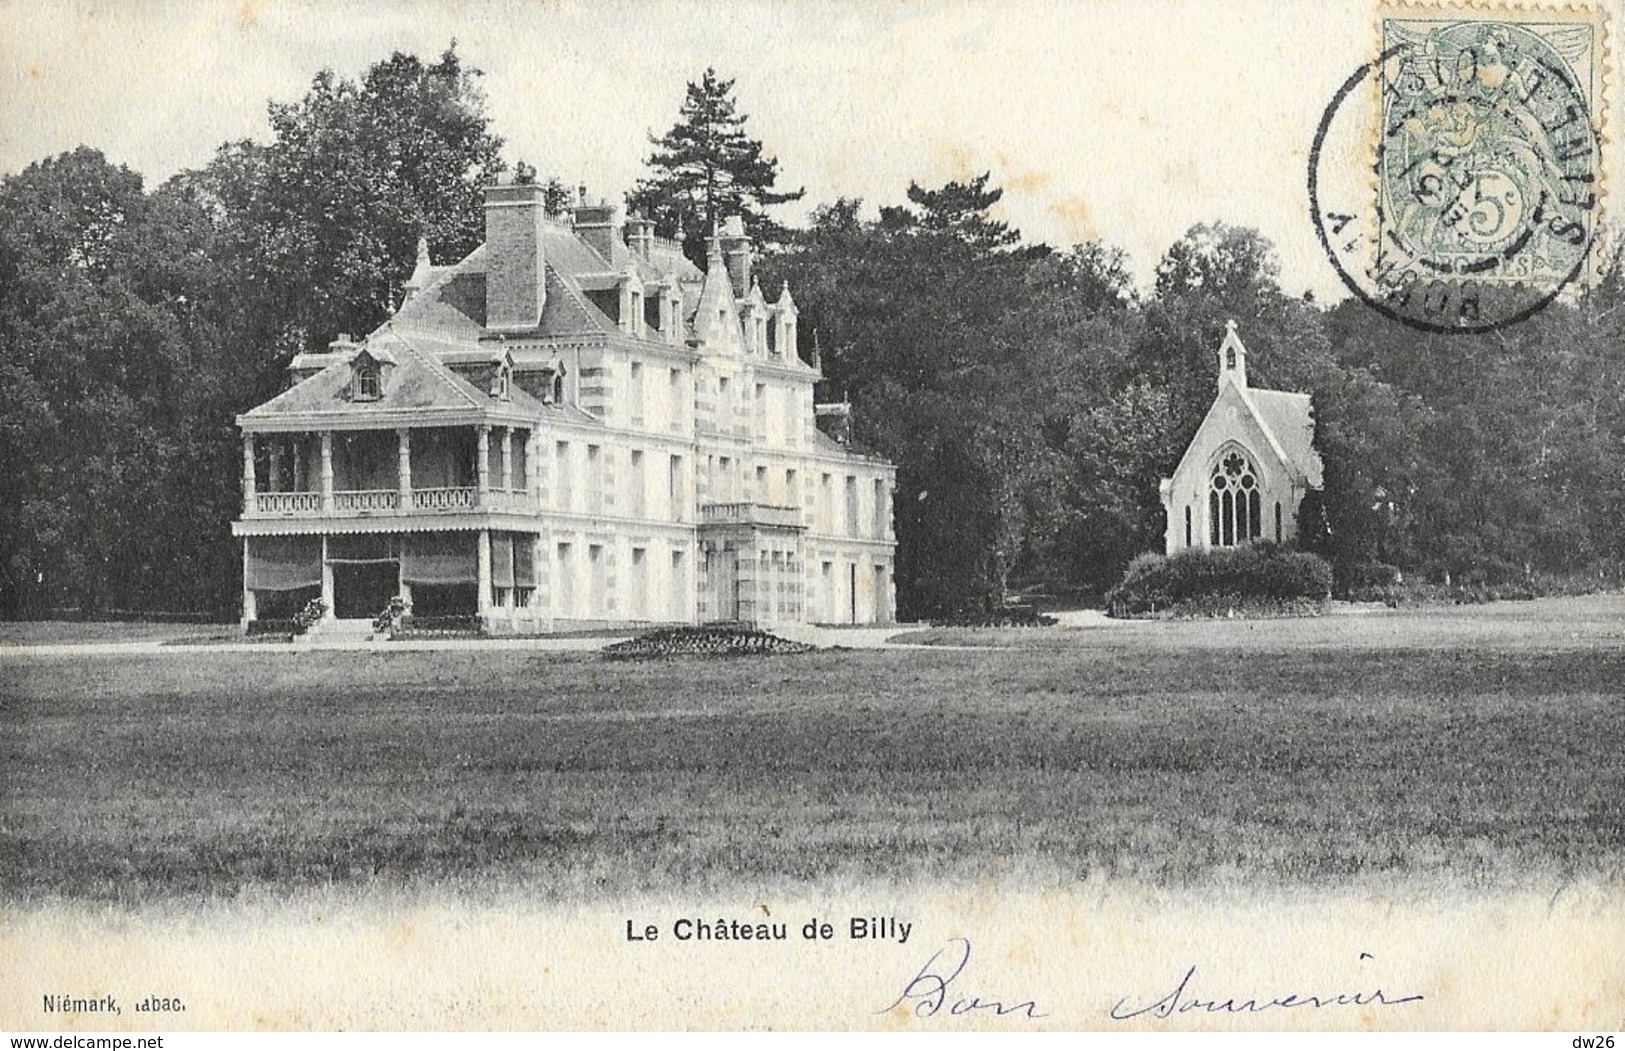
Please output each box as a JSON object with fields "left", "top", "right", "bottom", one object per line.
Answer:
{"left": 390, "top": 613, "right": 483, "bottom": 640}
{"left": 604, "top": 625, "right": 816, "bottom": 660}
{"left": 246, "top": 619, "right": 298, "bottom": 639}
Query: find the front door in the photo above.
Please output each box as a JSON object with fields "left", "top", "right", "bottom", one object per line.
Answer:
{"left": 332, "top": 561, "right": 398, "bottom": 619}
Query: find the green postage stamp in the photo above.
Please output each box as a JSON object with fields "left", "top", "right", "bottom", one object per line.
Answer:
{"left": 1314, "top": 1, "right": 1611, "bottom": 333}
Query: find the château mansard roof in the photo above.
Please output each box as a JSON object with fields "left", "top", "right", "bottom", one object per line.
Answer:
{"left": 239, "top": 182, "right": 832, "bottom": 438}
{"left": 393, "top": 242, "right": 609, "bottom": 344}
{"left": 388, "top": 218, "right": 708, "bottom": 351}
{"left": 241, "top": 330, "right": 584, "bottom": 426}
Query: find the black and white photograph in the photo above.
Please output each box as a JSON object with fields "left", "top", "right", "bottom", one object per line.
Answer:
{"left": 1, "top": 0, "right": 1622, "bottom": 1037}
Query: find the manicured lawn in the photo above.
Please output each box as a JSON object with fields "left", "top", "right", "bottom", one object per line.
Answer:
{"left": 2, "top": 596, "right": 1622, "bottom": 901}
{"left": 0, "top": 620, "right": 228, "bottom": 646}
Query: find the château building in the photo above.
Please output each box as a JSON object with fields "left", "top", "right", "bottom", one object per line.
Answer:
{"left": 231, "top": 181, "right": 897, "bottom": 632}
{"left": 1159, "top": 322, "right": 1323, "bottom": 554}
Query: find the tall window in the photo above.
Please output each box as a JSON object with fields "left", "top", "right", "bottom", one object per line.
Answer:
{"left": 629, "top": 362, "right": 644, "bottom": 425}
{"left": 1208, "top": 450, "right": 1261, "bottom": 547}
{"left": 629, "top": 450, "right": 645, "bottom": 518}
{"left": 669, "top": 455, "right": 683, "bottom": 521}
{"left": 586, "top": 445, "right": 601, "bottom": 513}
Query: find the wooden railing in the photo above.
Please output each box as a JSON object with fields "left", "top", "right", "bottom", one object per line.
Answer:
{"left": 411, "top": 487, "right": 476, "bottom": 511}
{"left": 247, "top": 486, "right": 533, "bottom": 516}
{"left": 255, "top": 492, "right": 321, "bottom": 514}
{"left": 333, "top": 489, "right": 397, "bottom": 512}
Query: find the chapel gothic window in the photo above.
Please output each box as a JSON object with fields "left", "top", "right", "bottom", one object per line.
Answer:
{"left": 1209, "top": 450, "right": 1261, "bottom": 547}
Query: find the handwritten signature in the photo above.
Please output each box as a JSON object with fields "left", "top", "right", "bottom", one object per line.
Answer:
{"left": 880, "top": 937, "right": 1047, "bottom": 1020}
{"left": 1110, "top": 964, "right": 1425, "bottom": 1020}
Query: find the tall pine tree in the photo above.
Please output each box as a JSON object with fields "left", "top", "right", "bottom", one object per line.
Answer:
{"left": 628, "top": 68, "right": 804, "bottom": 266}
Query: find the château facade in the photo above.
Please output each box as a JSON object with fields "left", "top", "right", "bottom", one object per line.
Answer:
{"left": 1159, "top": 322, "right": 1323, "bottom": 554}
{"left": 231, "top": 181, "right": 897, "bottom": 633}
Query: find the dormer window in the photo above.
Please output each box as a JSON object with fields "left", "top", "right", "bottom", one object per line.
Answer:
{"left": 354, "top": 361, "right": 381, "bottom": 401}
{"left": 491, "top": 364, "right": 512, "bottom": 401}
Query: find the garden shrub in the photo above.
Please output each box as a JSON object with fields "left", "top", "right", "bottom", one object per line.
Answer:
{"left": 373, "top": 595, "right": 409, "bottom": 635}
{"left": 1106, "top": 543, "right": 1332, "bottom": 617}
{"left": 293, "top": 598, "right": 327, "bottom": 634}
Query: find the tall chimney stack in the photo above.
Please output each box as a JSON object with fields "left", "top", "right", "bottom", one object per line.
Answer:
{"left": 625, "top": 214, "right": 655, "bottom": 260}
{"left": 720, "top": 215, "right": 751, "bottom": 299}
{"left": 483, "top": 182, "right": 547, "bottom": 331}
{"left": 573, "top": 200, "right": 619, "bottom": 264}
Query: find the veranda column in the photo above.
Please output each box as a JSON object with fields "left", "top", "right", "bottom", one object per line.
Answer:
{"left": 395, "top": 427, "right": 413, "bottom": 607}
{"left": 396, "top": 428, "right": 411, "bottom": 508}
{"left": 500, "top": 428, "right": 514, "bottom": 491}
{"left": 477, "top": 529, "right": 493, "bottom": 616}
{"left": 475, "top": 425, "right": 490, "bottom": 508}
{"left": 320, "top": 535, "right": 335, "bottom": 618}
{"left": 319, "top": 431, "right": 334, "bottom": 513}
{"left": 240, "top": 540, "right": 256, "bottom": 630}
{"left": 242, "top": 434, "right": 256, "bottom": 513}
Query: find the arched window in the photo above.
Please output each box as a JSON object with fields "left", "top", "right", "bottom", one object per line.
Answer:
{"left": 1184, "top": 506, "right": 1192, "bottom": 548}
{"left": 1208, "top": 450, "right": 1261, "bottom": 547}
{"left": 1274, "top": 501, "right": 1282, "bottom": 542}
{"left": 354, "top": 362, "right": 381, "bottom": 400}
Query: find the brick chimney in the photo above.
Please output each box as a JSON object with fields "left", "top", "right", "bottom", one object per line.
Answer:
{"left": 484, "top": 181, "right": 547, "bottom": 332}
{"left": 573, "top": 200, "right": 618, "bottom": 264}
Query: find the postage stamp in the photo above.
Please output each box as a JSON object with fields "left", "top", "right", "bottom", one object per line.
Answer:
{"left": 1311, "top": 1, "right": 1611, "bottom": 333}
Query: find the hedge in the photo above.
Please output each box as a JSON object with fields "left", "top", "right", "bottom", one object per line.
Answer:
{"left": 1106, "top": 543, "right": 1332, "bottom": 617}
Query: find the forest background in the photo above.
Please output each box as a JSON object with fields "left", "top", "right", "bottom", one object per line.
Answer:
{"left": 3, "top": 48, "right": 1623, "bottom": 620}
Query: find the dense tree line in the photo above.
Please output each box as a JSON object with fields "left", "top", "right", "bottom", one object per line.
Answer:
{"left": 0, "top": 48, "right": 514, "bottom": 616}
{"left": 3, "top": 52, "right": 1623, "bottom": 619}
{"left": 761, "top": 195, "right": 1625, "bottom": 615}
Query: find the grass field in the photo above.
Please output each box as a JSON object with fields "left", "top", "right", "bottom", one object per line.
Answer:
{"left": 0, "top": 620, "right": 228, "bottom": 646}
{"left": 3, "top": 596, "right": 1623, "bottom": 903}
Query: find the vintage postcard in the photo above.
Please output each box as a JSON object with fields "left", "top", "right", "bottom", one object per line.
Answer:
{"left": 1, "top": 0, "right": 1622, "bottom": 1037}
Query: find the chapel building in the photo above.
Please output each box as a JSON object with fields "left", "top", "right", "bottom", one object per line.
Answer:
{"left": 1158, "top": 321, "right": 1322, "bottom": 554}
{"left": 231, "top": 181, "right": 897, "bottom": 633}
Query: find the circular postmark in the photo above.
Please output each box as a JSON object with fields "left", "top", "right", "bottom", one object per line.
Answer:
{"left": 1310, "top": 18, "right": 1602, "bottom": 334}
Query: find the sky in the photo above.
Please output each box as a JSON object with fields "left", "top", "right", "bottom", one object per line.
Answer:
{"left": 1, "top": 0, "right": 1619, "bottom": 299}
